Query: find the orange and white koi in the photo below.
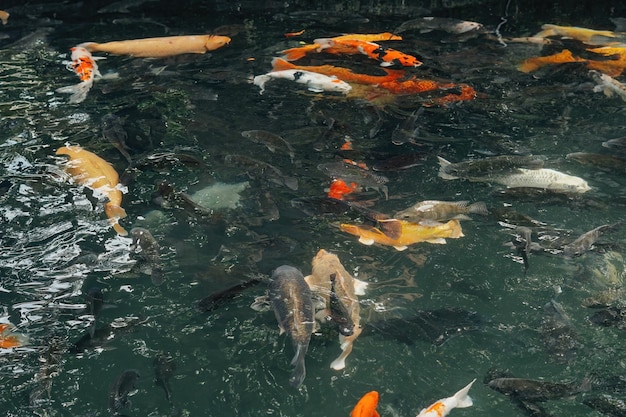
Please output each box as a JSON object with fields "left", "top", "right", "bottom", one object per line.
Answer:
{"left": 56, "top": 145, "right": 128, "bottom": 236}
{"left": 78, "top": 34, "right": 230, "bottom": 58}
{"left": 56, "top": 46, "right": 103, "bottom": 104}
{"left": 253, "top": 69, "right": 352, "bottom": 94}
{"left": 271, "top": 57, "right": 406, "bottom": 85}
{"left": 340, "top": 219, "right": 464, "bottom": 251}
{"left": 0, "top": 323, "right": 29, "bottom": 349}
{"left": 314, "top": 37, "right": 422, "bottom": 67}
{"left": 351, "top": 391, "right": 380, "bottom": 417}
{"left": 416, "top": 379, "right": 476, "bottom": 417}
{"left": 280, "top": 32, "right": 402, "bottom": 61}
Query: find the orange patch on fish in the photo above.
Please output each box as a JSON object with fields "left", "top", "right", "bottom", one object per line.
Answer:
{"left": 56, "top": 145, "right": 128, "bottom": 235}
{"left": 517, "top": 49, "right": 586, "bottom": 73}
{"left": 284, "top": 29, "right": 305, "bottom": 37}
{"left": 0, "top": 323, "right": 29, "bottom": 349}
{"left": 280, "top": 33, "right": 402, "bottom": 61}
{"left": 351, "top": 391, "right": 380, "bottom": 417}
{"left": 327, "top": 179, "right": 358, "bottom": 200}
{"left": 424, "top": 401, "right": 446, "bottom": 417}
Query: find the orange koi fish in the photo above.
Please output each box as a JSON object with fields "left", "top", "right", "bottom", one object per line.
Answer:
{"left": 56, "top": 145, "right": 128, "bottom": 236}
{"left": 351, "top": 391, "right": 380, "bottom": 417}
{"left": 79, "top": 34, "right": 230, "bottom": 58}
{"left": 56, "top": 46, "right": 103, "bottom": 104}
{"left": 0, "top": 323, "right": 29, "bottom": 349}
{"left": 532, "top": 24, "right": 617, "bottom": 44}
{"left": 314, "top": 38, "right": 422, "bottom": 67}
{"left": 586, "top": 45, "right": 626, "bottom": 76}
{"left": 340, "top": 219, "right": 464, "bottom": 251}
{"left": 280, "top": 32, "right": 402, "bottom": 61}
{"left": 517, "top": 49, "right": 587, "bottom": 73}
{"left": 271, "top": 57, "right": 406, "bottom": 85}
{"left": 327, "top": 179, "right": 358, "bottom": 200}
{"left": 416, "top": 379, "right": 476, "bottom": 417}
{"left": 379, "top": 77, "right": 455, "bottom": 94}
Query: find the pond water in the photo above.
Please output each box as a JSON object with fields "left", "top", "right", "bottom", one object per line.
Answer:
{"left": 2, "top": 0, "right": 626, "bottom": 416}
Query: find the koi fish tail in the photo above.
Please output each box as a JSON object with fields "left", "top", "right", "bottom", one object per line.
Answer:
{"left": 271, "top": 57, "right": 296, "bottom": 71}
{"left": 436, "top": 156, "right": 459, "bottom": 180}
{"left": 56, "top": 79, "right": 94, "bottom": 104}
{"left": 0, "top": 332, "right": 29, "bottom": 348}
{"left": 452, "top": 379, "right": 476, "bottom": 408}
{"left": 445, "top": 219, "right": 464, "bottom": 238}
{"left": 105, "top": 203, "right": 128, "bottom": 236}
{"left": 289, "top": 343, "right": 307, "bottom": 388}
{"left": 467, "top": 201, "right": 488, "bottom": 216}
{"left": 252, "top": 74, "right": 271, "bottom": 94}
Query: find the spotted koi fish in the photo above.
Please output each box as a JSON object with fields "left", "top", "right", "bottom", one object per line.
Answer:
{"left": 56, "top": 46, "right": 103, "bottom": 104}
{"left": 416, "top": 379, "right": 476, "bottom": 417}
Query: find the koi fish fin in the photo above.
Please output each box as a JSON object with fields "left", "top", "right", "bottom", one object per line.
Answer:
{"left": 453, "top": 379, "right": 476, "bottom": 408}
{"left": 282, "top": 176, "right": 298, "bottom": 190}
{"left": 425, "top": 238, "right": 447, "bottom": 244}
{"left": 56, "top": 80, "right": 94, "bottom": 104}
{"left": 313, "top": 38, "right": 335, "bottom": 51}
{"left": 353, "top": 278, "right": 368, "bottom": 296}
{"left": 358, "top": 237, "right": 375, "bottom": 245}
{"left": 437, "top": 156, "right": 459, "bottom": 180}
{"left": 379, "top": 61, "right": 394, "bottom": 67}
{"left": 105, "top": 203, "right": 128, "bottom": 236}
{"left": 307, "top": 86, "right": 324, "bottom": 93}
{"left": 393, "top": 245, "right": 408, "bottom": 251}
{"left": 289, "top": 343, "right": 307, "bottom": 388}
{"left": 250, "top": 295, "right": 271, "bottom": 311}
{"left": 271, "top": 57, "right": 296, "bottom": 71}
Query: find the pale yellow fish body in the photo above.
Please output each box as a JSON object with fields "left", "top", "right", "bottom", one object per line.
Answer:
{"left": 79, "top": 34, "right": 230, "bottom": 58}
{"left": 56, "top": 145, "right": 127, "bottom": 235}
{"left": 340, "top": 219, "right": 464, "bottom": 251}
{"left": 534, "top": 24, "right": 616, "bottom": 43}
{"left": 304, "top": 249, "right": 367, "bottom": 370}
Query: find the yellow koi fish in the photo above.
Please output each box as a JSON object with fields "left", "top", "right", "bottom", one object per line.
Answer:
{"left": 56, "top": 145, "right": 127, "bottom": 235}
{"left": 340, "top": 219, "right": 464, "bottom": 251}
{"left": 533, "top": 24, "right": 617, "bottom": 44}
{"left": 79, "top": 34, "right": 230, "bottom": 58}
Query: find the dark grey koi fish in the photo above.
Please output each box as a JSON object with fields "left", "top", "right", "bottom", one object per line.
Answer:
{"left": 197, "top": 277, "right": 263, "bottom": 312}
{"left": 328, "top": 273, "right": 354, "bottom": 336}
{"left": 269, "top": 265, "right": 314, "bottom": 388}
{"left": 109, "top": 369, "right": 140, "bottom": 413}
{"left": 154, "top": 352, "right": 176, "bottom": 404}
{"left": 102, "top": 113, "right": 132, "bottom": 164}
{"left": 225, "top": 154, "right": 298, "bottom": 190}
{"left": 487, "top": 376, "right": 591, "bottom": 402}
{"left": 241, "top": 130, "right": 295, "bottom": 163}
{"left": 562, "top": 222, "right": 621, "bottom": 257}
{"left": 130, "top": 227, "right": 164, "bottom": 286}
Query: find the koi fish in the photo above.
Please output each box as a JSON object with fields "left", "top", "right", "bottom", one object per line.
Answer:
{"left": 585, "top": 45, "right": 626, "bottom": 77}
{"left": 517, "top": 49, "right": 586, "bottom": 73}
{"left": 314, "top": 37, "right": 422, "bottom": 67}
{"left": 304, "top": 249, "right": 367, "bottom": 370}
{"left": 0, "top": 10, "right": 9, "bottom": 25}
{"left": 351, "top": 391, "right": 380, "bottom": 417}
{"left": 416, "top": 379, "right": 475, "bottom": 417}
{"left": 253, "top": 69, "right": 352, "bottom": 94}
{"left": 56, "top": 145, "right": 128, "bottom": 235}
{"left": 340, "top": 219, "right": 464, "bottom": 251}
{"left": 532, "top": 23, "right": 617, "bottom": 44}
{"left": 56, "top": 46, "right": 103, "bottom": 104}
{"left": 395, "top": 200, "right": 488, "bottom": 222}
{"left": 0, "top": 323, "right": 29, "bottom": 348}
{"left": 395, "top": 17, "right": 484, "bottom": 35}
{"left": 280, "top": 32, "right": 402, "bottom": 61}
{"left": 78, "top": 34, "right": 230, "bottom": 58}
{"left": 271, "top": 57, "right": 406, "bottom": 85}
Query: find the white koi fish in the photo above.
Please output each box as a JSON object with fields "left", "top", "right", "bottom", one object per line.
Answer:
{"left": 416, "top": 379, "right": 476, "bottom": 417}
{"left": 438, "top": 157, "right": 591, "bottom": 193}
{"left": 253, "top": 69, "right": 352, "bottom": 95}
{"left": 56, "top": 46, "right": 104, "bottom": 104}
{"left": 590, "top": 70, "right": 626, "bottom": 102}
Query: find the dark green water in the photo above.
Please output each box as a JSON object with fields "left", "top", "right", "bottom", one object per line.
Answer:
{"left": 2, "top": 0, "right": 626, "bottom": 416}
